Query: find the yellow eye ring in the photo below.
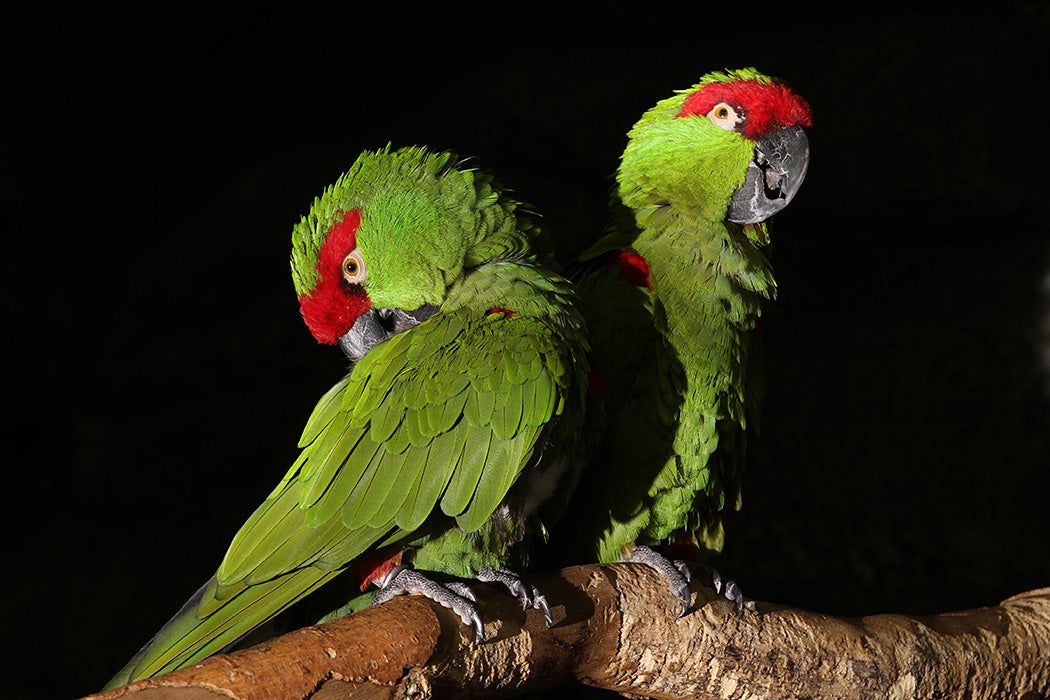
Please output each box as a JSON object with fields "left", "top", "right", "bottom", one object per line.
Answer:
{"left": 341, "top": 248, "right": 367, "bottom": 284}
{"left": 707, "top": 102, "right": 742, "bottom": 131}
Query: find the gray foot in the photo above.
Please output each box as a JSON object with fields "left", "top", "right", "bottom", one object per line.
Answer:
{"left": 445, "top": 581, "right": 478, "bottom": 602}
{"left": 621, "top": 545, "right": 692, "bottom": 617}
{"left": 704, "top": 564, "right": 749, "bottom": 616}
{"left": 372, "top": 566, "right": 485, "bottom": 643}
{"left": 476, "top": 566, "right": 553, "bottom": 627}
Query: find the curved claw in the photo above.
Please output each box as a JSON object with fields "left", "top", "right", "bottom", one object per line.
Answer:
{"left": 530, "top": 586, "right": 553, "bottom": 628}
{"left": 444, "top": 581, "right": 478, "bottom": 603}
{"left": 621, "top": 545, "right": 692, "bottom": 617}
{"left": 707, "top": 565, "right": 747, "bottom": 617}
{"left": 475, "top": 566, "right": 553, "bottom": 627}
{"left": 371, "top": 566, "right": 485, "bottom": 643}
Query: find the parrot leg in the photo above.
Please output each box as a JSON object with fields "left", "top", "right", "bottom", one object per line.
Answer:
{"left": 372, "top": 565, "right": 485, "bottom": 644}
{"left": 475, "top": 566, "right": 553, "bottom": 627}
{"left": 621, "top": 545, "right": 693, "bottom": 617}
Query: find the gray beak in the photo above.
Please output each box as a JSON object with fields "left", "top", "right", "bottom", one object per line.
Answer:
{"left": 727, "top": 124, "right": 810, "bottom": 224}
{"left": 338, "top": 305, "right": 440, "bottom": 363}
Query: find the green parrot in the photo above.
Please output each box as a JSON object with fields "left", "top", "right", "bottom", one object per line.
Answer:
{"left": 104, "top": 145, "right": 589, "bottom": 689}
{"left": 551, "top": 68, "right": 812, "bottom": 613}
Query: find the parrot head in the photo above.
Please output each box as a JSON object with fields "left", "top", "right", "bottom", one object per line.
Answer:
{"left": 290, "top": 145, "right": 544, "bottom": 361}
{"left": 619, "top": 67, "right": 812, "bottom": 224}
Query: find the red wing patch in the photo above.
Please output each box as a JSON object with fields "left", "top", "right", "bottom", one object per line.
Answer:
{"left": 659, "top": 533, "right": 702, "bottom": 563}
{"left": 353, "top": 550, "right": 405, "bottom": 592}
{"left": 607, "top": 250, "right": 652, "bottom": 291}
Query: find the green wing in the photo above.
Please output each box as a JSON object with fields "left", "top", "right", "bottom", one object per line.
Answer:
{"left": 107, "top": 304, "right": 570, "bottom": 687}
{"left": 233, "top": 306, "right": 566, "bottom": 561}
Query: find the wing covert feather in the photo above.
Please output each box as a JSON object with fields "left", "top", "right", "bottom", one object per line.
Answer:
{"left": 217, "top": 306, "right": 572, "bottom": 599}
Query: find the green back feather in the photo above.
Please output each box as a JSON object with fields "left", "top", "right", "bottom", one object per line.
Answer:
{"left": 560, "top": 68, "right": 792, "bottom": 564}
{"left": 104, "top": 146, "right": 589, "bottom": 689}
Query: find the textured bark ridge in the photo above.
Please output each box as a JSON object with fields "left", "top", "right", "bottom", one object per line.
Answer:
{"left": 83, "top": 565, "right": 1050, "bottom": 700}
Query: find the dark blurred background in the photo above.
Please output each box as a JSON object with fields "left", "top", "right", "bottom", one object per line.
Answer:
{"left": 5, "top": 5, "right": 1049, "bottom": 698}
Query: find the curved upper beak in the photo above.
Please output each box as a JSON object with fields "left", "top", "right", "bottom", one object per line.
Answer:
{"left": 338, "top": 304, "right": 440, "bottom": 363}
{"left": 727, "top": 124, "right": 810, "bottom": 224}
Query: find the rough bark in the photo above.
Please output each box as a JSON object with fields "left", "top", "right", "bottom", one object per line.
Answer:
{"left": 82, "top": 564, "right": 1050, "bottom": 700}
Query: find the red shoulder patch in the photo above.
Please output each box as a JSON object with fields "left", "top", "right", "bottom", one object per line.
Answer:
{"left": 659, "top": 532, "right": 702, "bottom": 562}
{"left": 607, "top": 250, "right": 652, "bottom": 290}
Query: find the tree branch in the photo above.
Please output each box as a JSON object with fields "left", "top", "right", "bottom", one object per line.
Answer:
{"left": 82, "top": 565, "right": 1050, "bottom": 699}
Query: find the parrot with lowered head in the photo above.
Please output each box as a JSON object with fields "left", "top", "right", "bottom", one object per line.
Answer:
{"left": 549, "top": 68, "right": 812, "bottom": 614}
{"left": 104, "top": 145, "right": 589, "bottom": 689}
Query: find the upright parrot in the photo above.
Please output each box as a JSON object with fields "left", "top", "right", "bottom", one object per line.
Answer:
{"left": 104, "top": 145, "right": 589, "bottom": 689}
{"left": 550, "top": 68, "right": 812, "bottom": 613}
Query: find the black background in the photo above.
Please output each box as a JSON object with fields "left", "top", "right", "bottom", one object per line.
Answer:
{"left": 6, "top": 5, "right": 1049, "bottom": 698}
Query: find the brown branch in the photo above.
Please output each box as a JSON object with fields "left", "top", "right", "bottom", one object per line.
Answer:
{"left": 82, "top": 565, "right": 1050, "bottom": 700}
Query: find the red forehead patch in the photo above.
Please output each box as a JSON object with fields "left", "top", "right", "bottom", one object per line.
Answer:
{"left": 298, "top": 208, "right": 372, "bottom": 344}
{"left": 677, "top": 79, "right": 812, "bottom": 139}
{"left": 317, "top": 209, "right": 361, "bottom": 278}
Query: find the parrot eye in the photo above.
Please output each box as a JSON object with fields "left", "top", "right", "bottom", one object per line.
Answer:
{"left": 341, "top": 248, "right": 367, "bottom": 284}
{"left": 707, "top": 102, "right": 744, "bottom": 131}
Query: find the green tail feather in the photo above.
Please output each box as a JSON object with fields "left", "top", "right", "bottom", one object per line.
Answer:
{"left": 103, "top": 566, "right": 338, "bottom": 689}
